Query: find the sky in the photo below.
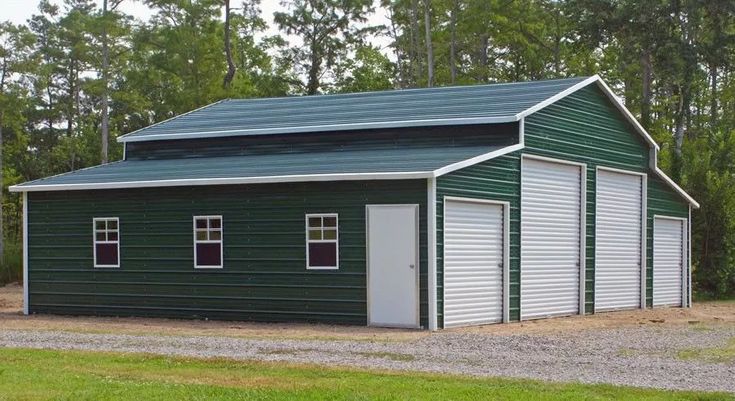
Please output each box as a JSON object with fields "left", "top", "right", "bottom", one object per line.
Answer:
{"left": 3, "top": 0, "right": 392, "bottom": 51}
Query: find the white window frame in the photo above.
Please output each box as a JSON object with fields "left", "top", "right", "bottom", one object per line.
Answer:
{"left": 305, "top": 213, "right": 339, "bottom": 270}
{"left": 193, "top": 215, "right": 223, "bottom": 269}
{"left": 93, "top": 217, "right": 120, "bottom": 268}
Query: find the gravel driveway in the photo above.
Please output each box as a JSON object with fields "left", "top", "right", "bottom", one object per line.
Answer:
{"left": 2, "top": 323, "right": 734, "bottom": 393}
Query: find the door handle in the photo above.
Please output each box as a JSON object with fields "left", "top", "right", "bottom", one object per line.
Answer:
{"left": 409, "top": 264, "right": 415, "bottom": 269}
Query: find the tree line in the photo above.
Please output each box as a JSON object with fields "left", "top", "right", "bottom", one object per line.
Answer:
{"left": 1, "top": 0, "right": 734, "bottom": 297}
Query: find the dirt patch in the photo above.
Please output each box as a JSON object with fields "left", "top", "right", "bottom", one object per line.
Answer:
{"left": 1, "top": 282, "right": 734, "bottom": 339}
{"left": 0, "top": 282, "right": 22, "bottom": 313}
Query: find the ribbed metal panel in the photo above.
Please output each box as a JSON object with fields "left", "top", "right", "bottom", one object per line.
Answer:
{"left": 521, "top": 157, "right": 581, "bottom": 319}
{"left": 443, "top": 199, "right": 504, "bottom": 327}
{"left": 653, "top": 217, "right": 684, "bottom": 306}
{"left": 27, "top": 180, "right": 429, "bottom": 326}
{"left": 17, "top": 144, "right": 503, "bottom": 189}
{"left": 122, "top": 77, "right": 588, "bottom": 142}
{"left": 436, "top": 153, "right": 521, "bottom": 326}
{"left": 594, "top": 169, "right": 643, "bottom": 311}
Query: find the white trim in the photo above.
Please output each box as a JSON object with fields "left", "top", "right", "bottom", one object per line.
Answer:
{"left": 427, "top": 178, "right": 438, "bottom": 331}
{"left": 593, "top": 166, "right": 648, "bottom": 311}
{"left": 516, "top": 75, "right": 602, "bottom": 120}
{"left": 642, "top": 173, "right": 649, "bottom": 308}
{"left": 433, "top": 143, "right": 524, "bottom": 177}
{"left": 443, "top": 196, "right": 511, "bottom": 325}
{"left": 193, "top": 215, "right": 224, "bottom": 269}
{"left": 10, "top": 171, "right": 433, "bottom": 192}
{"left": 522, "top": 153, "right": 587, "bottom": 168}
{"left": 519, "top": 117, "right": 525, "bottom": 146}
{"left": 365, "top": 204, "right": 421, "bottom": 329}
{"left": 519, "top": 154, "right": 586, "bottom": 319}
{"left": 652, "top": 215, "right": 688, "bottom": 308}
{"left": 688, "top": 206, "right": 693, "bottom": 307}
{"left": 596, "top": 165, "right": 648, "bottom": 177}
{"left": 580, "top": 163, "right": 587, "bottom": 316}
{"left": 118, "top": 116, "right": 517, "bottom": 143}
{"left": 22, "top": 192, "right": 28, "bottom": 315}
{"left": 93, "top": 217, "right": 120, "bottom": 268}
{"left": 305, "top": 213, "right": 339, "bottom": 270}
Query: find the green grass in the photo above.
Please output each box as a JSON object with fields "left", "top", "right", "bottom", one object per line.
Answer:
{"left": 678, "top": 337, "right": 735, "bottom": 364}
{"left": 0, "top": 241, "right": 21, "bottom": 285}
{"left": 0, "top": 348, "right": 732, "bottom": 401}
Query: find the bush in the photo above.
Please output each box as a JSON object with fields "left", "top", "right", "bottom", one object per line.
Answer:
{"left": 0, "top": 241, "right": 22, "bottom": 285}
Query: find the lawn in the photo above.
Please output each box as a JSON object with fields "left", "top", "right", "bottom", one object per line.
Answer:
{"left": 0, "top": 348, "right": 732, "bottom": 401}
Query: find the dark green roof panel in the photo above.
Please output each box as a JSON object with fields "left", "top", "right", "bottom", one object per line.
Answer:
{"left": 16, "top": 144, "right": 504, "bottom": 189}
{"left": 120, "top": 77, "right": 589, "bottom": 142}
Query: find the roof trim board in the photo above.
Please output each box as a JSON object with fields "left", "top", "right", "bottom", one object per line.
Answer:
{"left": 10, "top": 171, "right": 434, "bottom": 192}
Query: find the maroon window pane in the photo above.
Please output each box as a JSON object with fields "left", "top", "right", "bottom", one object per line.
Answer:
{"left": 196, "top": 243, "right": 221, "bottom": 266}
{"left": 95, "top": 243, "right": 118, "bottom": 266}
{"left": 108, "top": 231, "right": 118, "bottom": 241}
{"left": 195, "top": 218, "right": 207, "bottom": 229}
{"left": 308, "top": 243, "right": 337, "bottom": 267}
{"left": 210, "top": 218, "right": 221, "bottom": 229}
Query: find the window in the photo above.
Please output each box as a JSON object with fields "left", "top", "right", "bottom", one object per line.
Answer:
{"left": 194, "top": 216, "right": 223, "bottom": 268}
{"left": 94, "top": 217, "right": 119, "bottom": 268}
{"left": 306, "top": 214, "right": 338, "bottom": 269}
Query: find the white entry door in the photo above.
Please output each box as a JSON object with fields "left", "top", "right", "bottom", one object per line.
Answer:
{"left": 521, "top": 156, "right": 584, "bottom": 319}
{"left": 595, "top": 169, "right": 644, "bottom": 311}
{"left": 444, "top": 198, "right": 505, "bottom": 327}
{"left": 367, "top": 205, "right": 419, "bottom": 328}
{"left": 653, "top": 217, "right": 686, "bottom": 307}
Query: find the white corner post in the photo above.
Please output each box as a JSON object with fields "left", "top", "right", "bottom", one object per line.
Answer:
{"left": 427, "top": 177, "right": 438, "bottom": 330}
{"left": 22, "top": 191, "right": 29, "bottom": 315}
{"left": 688, "top": 205, "right": 693, "bottom": 308}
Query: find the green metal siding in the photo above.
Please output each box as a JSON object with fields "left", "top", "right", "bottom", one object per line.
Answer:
{"left": 27, "top": 180, "right": 429, "bottom": 326}
{"left": 436, "top": 153, "right": 521, "bottom": 325}
{"left": 437, "top": 84, "right": 690, "bottom": 325}
{"left": 523, "top": 85, "right": 650, "bottom": 315}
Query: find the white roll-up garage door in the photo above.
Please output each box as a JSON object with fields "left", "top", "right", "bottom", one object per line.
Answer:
{"left": 521, "top": 157, "right": 583, "bottom": 319}
{"left": 595, "top": 169, "right": 644, "bottom": 311}
{"left": 653, "top": 217, "right": 685, "bottom": 307}
{"left": 444, "top": 198, "right": 505, "bottom": 327}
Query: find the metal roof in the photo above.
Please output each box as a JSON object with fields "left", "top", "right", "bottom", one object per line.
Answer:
{"left": 12, "top": 144, "right": 511, "bottom": 192}
{"left": 118, "top": 77, "right": 591, "bottom": 143}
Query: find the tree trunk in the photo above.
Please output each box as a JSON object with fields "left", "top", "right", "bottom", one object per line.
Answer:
{"left": 424, "top": 0, "right": 433, "bottom": 87}
{"left": 101, "top": 0, "right": 109, "bottom": 164}
{"left": 223, "top": 0, "right": 236, "bottom": 89}
{"left": 477, "top": 34, "right": 489, "bottom": 82}
{"left": 409, "top": 0, "right": 422, "bottom": 87}
{"left": 640, "top": 48, "right": 652, "bottom": 130}
{"left": 710, "top": 62, "right": 718, "bottom": 130}
{"left": 449, "top": 0, "right": 457, "bottom": 84}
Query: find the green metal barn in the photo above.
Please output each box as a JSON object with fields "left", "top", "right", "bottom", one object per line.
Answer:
{"left": 11, "top": 76, "right": 698, "bottom": 330}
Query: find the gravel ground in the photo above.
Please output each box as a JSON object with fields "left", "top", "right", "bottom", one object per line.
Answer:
{"left": 1, "top": 324, "right": 734, "bottom": 393}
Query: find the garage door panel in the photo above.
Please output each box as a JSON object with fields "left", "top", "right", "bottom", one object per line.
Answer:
{"left": 521, "top": 157, "right": 582, "bottom": 320}
{"left": 595, "top": 169, "right": 643, "bottom": 312}
{"left": 444, "top": 199, "right": 505, "bottom": 328}
{"left": 653, "top": 217, "right": 685, "bottom": 307}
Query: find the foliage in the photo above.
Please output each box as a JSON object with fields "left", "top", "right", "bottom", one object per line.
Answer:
{"left": 0, "top": 348, "right": 732, "bottom": 400}
{"left": 0, "top": 0, "right": 734, "bottom": 296}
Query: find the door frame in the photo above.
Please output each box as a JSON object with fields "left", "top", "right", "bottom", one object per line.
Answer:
{"left": 443, "top": 196, "right": 511, "bottom": 326}
{"left": 365, "top": 204, "right": 420, "bottom": 328}
{"left": 652, "top": 215, "right": 688, "bottom": 308}
{"left": 594, "top": 166, "right": 648, "bottom": 310}
{"left": 520, "top": 153, "right": 587, "bottom": 319}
